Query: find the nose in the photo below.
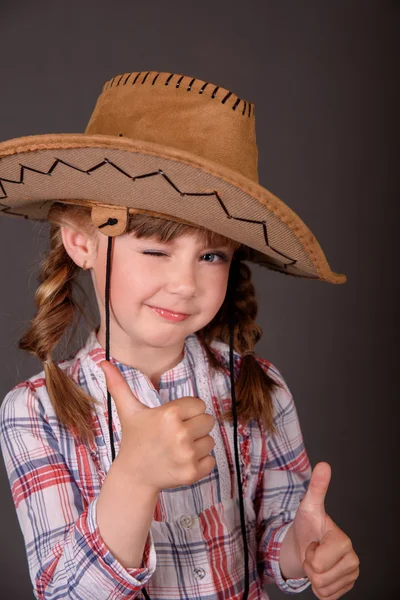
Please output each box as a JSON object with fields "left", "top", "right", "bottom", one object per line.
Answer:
{"left": 166, "top": 261, "right": 197, "bottom": 296}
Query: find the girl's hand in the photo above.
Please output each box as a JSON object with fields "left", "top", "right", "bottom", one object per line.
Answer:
{"left": 292, "top": 462, "right": 360, "bottom": 599}
{"left": 99, "top": 360, "right": 216, "bottom": 493}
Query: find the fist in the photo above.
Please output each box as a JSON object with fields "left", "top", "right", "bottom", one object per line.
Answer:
{"left": 100, "top": 360, "right": 217, "bottom": 493}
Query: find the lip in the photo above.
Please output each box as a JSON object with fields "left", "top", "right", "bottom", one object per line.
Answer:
{"left": 146, "top": 305, "right": 191, "bottom": 321}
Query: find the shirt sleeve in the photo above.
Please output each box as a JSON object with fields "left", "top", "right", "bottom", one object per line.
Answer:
{"left": 0, "top": 382, "right": 157, "bottom": 600}
{"left": 253, "top": 360, "right": 313, "bottom": 594}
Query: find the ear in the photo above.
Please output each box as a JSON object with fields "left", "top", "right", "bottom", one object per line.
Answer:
{"left": 60, "top": 225, "right": 98, "bottom": 270}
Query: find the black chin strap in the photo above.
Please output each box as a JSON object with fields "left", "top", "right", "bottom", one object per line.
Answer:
{"left": 228, "top": 259, "right": 250, "bottom": 600}
{"left": 103, "top": 235, "right": 249, "bottom": 600}
{"left": 105, "top": 235, "right": 115, "bottom": 462}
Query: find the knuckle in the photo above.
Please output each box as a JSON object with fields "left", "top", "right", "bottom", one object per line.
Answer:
{"left": 175, "top": 429, "right": 189, "bottom": 446}
{"left": 341, "top": 582, "right": 355, "bottom": 596}
{"left": 177, "top": 441, "right": 195, "bottom": 462}
{"left": 343, "top": 535, "right": 353, "bottom": 553}
{"left": 163, "top": 404, "right": 180, "bottom": 424}
{"left": 311, "top": 574, "right": 324, "bottom": 589}
{"left": 183, "top": 465, "right": 197, "bottom": 485}
{"left": 185, "top": 447, "right": 196, "bottom": 462}
{"left": 310, "top": 559, "right": 324, "bottom": 574}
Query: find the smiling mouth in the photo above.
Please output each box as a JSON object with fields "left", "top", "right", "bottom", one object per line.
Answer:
{"left": 146, "top": 304, "right": 190, "bottom": 317}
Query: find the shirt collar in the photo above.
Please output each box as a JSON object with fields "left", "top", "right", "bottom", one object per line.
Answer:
{"left": 78, "top": 327, "right": 197, "bottom": 386}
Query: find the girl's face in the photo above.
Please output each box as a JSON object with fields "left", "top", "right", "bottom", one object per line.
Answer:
{"left": 89, "top": 228, "right": 234, "bottom": 363}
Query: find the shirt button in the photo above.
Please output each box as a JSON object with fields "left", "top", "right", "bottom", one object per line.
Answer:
{"left": 193, "top": 567, "right": 206, "bottom": 580}
{"left": 180, "top": 515, "right": 193, "bottom": 528}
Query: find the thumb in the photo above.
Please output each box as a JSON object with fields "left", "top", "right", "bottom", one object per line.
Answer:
{"left": 99, "top": 360, "right": 148, "bottom": 424}
{"left": 301, "top": 462, "right": 331, "bottom": 513}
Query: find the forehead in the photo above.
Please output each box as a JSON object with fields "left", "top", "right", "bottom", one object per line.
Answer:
{"left": 127, "top": 229, "right": 235, "bottom": 248}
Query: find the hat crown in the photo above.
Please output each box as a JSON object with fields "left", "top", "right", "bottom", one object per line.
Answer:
{"left": 84, "top": 71, "right": 259, "bottom": 183}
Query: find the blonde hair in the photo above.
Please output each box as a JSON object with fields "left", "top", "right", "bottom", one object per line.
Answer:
{"left": 19, "top": 202, "right": 281, "bottom": 444}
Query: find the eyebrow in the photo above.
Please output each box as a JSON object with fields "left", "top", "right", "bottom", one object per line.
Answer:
{"left": 136, "top": 238, "right": 232, "bottom": 250}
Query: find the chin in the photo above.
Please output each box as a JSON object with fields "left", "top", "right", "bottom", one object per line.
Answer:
{"left": 135, "top": 327, "right": 190, "bottom": 347}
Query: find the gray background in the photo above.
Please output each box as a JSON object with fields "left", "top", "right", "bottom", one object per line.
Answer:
{"left": 0, "top": 1, "right": 398, "bottom": 599}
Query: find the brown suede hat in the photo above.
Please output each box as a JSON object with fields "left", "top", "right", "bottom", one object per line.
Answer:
{"left": 0, "top": 70, "right": 346, "bottom": 284}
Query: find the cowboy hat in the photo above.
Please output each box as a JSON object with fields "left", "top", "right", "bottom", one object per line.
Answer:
{"left": 0, "top": 70, "right": 346, "bottom": 284}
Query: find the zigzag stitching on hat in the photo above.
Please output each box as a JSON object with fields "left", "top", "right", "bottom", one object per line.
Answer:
{"left": 0, "top": 157, "right": 297, "bottom": 268}
{"left": 103, "top": 71, "right": 254, "bottom": 118}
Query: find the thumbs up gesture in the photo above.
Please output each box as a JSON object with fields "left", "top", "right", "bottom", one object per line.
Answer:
{"left": 99, "top": 360, "right": 217, "bottom": 493}
{"left": 288, "top": 462, "right": 360, "bottom": 599}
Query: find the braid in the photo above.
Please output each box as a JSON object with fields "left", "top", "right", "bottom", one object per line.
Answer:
{"left": 20, "top": 224, "right": 79, "bottom": 360}
{"left": 198, "top": 250, "right": 282, "bottom": 436}
{"left": 19, "top": 221, "right": 100, "bottom": 444}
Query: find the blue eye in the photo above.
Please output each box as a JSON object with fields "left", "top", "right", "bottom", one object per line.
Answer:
{"left": 142, "top": 251, "right": 228, "bottom": 263}
{"left": 202, "top": 252, "right": 229, "bottom": 263}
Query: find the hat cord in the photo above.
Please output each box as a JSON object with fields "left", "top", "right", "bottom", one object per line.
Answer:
{"left": 104, "top": 232, "right": 250, "bottom": 600}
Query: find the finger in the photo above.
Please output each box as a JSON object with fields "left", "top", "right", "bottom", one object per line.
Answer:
{"left": 301, "top": 462, "right": 331, "bottom": 512}
{"left": 99, "top": 360, "right": 146, "bottom": 421}
{"left": 317, "top": 528, "right": 354, "bottom": 572}
{"left": 311, "top": 577, "right": 356, "bottom": 600}
{"left": 304, "top": 551, "right": 359, "bottom": 590}
{"left": 185, "top": 412, "right": 216, "bottom": 440}
{"left": 304, "top": 530, "right": 352, "bottom": 575}
{"left": 304, "top": 541, "right": 319, "bottom": 569}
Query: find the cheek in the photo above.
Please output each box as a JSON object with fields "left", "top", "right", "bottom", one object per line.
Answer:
{"left": 204, "top": 270, "right": 230, "bottom": 309}
{"left": 91, "top": 240, "right": 156, "bottom": 308}
{"left": 113, "top": 261, "right": 159, "bottom": 299}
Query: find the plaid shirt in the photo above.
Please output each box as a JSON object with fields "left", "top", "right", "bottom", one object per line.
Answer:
{"left": 0, "top": 329, "right": 312, "bottom": 599}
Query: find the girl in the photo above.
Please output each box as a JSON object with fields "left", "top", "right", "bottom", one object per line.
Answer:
{"left": 0, "top": 70, "right": 359, "bottom": 600}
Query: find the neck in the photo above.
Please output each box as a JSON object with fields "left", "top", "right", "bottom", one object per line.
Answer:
{"left": 95, "top": 325, "right": 187, "bottom": 389}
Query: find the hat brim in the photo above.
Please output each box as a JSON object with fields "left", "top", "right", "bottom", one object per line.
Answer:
{"left": 0, "top": 132, "right": 346, "bottom": 283}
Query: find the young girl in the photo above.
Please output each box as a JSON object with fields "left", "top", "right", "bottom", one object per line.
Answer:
{"left": 0, "top": 70, "right": 359, "bottom": 600}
